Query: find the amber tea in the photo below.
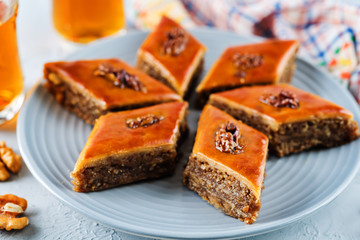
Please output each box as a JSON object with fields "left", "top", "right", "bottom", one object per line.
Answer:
{"left": 0, "top": 0, "right": 24, "bottom": 123}
{"left": 52, "top": 0, "right": 125, "bottom": 43}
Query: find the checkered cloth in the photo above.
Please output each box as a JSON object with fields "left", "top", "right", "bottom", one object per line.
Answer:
{"left": 127, "top": 0, "right": 360, "bottom": 103}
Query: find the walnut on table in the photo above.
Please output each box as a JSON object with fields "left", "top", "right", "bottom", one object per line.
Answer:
{"left": 0, "top": 194, "right": 29, "bottom": 231}
{"left": 0, "top": 161, "right": 10, "bottom": 181}
{"left": 0, "top": 141, "right": 22, "bottom": 181}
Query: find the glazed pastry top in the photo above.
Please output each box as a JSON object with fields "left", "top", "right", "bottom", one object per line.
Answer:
{"left": 197, "top": 40, "right": 299, "bottom": 92}
{"left": 138, "top": 16, "right": 206, "bottom": 92}
{"left": 44, "top": 58, "right": 181, "bottom": 109}
{"left": 74, "top": 101, "right": 188, "bottom": 170}
{"left": 210, "top": 83, "right": 355, "bottom": 125}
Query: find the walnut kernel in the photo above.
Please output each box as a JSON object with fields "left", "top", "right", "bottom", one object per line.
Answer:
{"left": 215, "top": 122, "right": 244, "bottom": 154}
{"left": 94, "top": 63, "right": 146, "bottom": 93}
{"left": 0, "top": 194, "right": 29, "bottom": 231}
{"left": 260, "top": 90, "right": 300, "bottom": 109}
{"left": 0, "top": 141, "right": 22, "bottom": 174}
{"left": 0, "top": 161, "right": 10, "bottom": 181}
{"left": 126, "top": 114, "right": 165, "bottom": 129}
{"left": 163, "top": 27, "right": 188, "bottom": 56}
{"left": 233, "top": 53, "right": 264, "bottom": 78}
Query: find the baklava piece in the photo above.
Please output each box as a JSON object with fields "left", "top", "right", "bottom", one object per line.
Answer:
{"left": 196, "top": 40, "right": 299, "bottom": 102}
{"left": 137, "top": 16, "right": 206, "bottom": 97}
{"left": 209, "top": 84, "right": 360, "bottom": 157}
{"left": 44, "top": 58, "right": 181, "bottom": 125}
{"left": 183, "top": 105, "right": 268, "bottom": 224}
{"left": 72, "top": 101, "right": 188, "bottom": 192}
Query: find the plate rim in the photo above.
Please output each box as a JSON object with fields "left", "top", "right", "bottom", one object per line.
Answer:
{"left": 17, "top": 28, "right": 360, "bottom": 239}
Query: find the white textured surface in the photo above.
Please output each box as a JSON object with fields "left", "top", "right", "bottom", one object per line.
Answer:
{"left": 1, "top": 0, "right": 360, "bottom": 239}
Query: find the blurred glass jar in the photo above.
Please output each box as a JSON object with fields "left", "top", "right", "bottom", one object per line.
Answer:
{"left": 52, "top": 0, "right": 126, "bottom": 43}
{"left": 0, "top": 0, "right": 24, "bottom": 124}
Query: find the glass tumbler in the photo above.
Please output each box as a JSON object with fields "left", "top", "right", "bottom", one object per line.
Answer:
{"left": 0, "top": 0, "right": 24, "bottom": 124}
{"left": 52, "top": 0, "right": 126, "bottom": 43}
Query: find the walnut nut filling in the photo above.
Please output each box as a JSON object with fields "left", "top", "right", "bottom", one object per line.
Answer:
{"left": 233, "top": 53, "right": 264, "bottom": 78}
{"left": 94, "top": 63, "right": 147, "bottom": 93}
{"left": 163, "top": 27, "right": 188, "bottom": 56}
{"left": 260, "top": 90, "right": 300, "bottom": 109}
{"left": 215, "top": 122, "right": 244, "bottom": 154}
{"left": 126, "top": 114, "right": 165, "bottom": 129}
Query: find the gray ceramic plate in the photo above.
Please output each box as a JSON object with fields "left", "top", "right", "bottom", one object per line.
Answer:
{"left": 17, "top": 29, "right": 360, "bottom": 239}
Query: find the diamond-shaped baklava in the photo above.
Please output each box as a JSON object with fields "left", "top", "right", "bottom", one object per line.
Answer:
{"left": 72, "top": 101, "right": 188, "bottom": 192}
{"left": 197, "top": 40, "right": 299, "bottom": 102}
{"left": 44, "top": 58, "right": 181, "bottom": 125}
{"left": 209, "top": 84, "right": 360, "bottom": 156}
{"left": 137, "top": 16, "right": 206, "bottom": 97}
{"left": 183, "top": 105, "right": 268, "bottom": 224}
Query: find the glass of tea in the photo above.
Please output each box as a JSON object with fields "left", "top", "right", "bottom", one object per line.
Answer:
{"left": 0, "top": 0, "right": 24, "bottom": 124}
{"left": 52, "top": 0, "right": 126, "bottom": 43}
